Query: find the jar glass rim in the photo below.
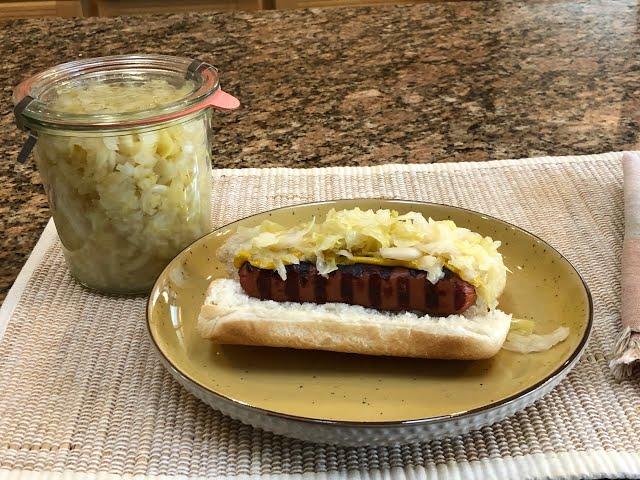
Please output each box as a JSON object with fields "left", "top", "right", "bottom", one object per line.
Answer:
{"left": 13, "top": 54, "right": 220, "bottom": 132}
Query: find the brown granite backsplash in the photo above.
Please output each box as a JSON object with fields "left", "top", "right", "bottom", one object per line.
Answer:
{"left": 1, "top": 0, "right": 639, "bottom": 302}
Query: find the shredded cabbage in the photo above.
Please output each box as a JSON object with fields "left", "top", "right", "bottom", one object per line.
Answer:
{"left": 503, "top": 321, "right": 570, "bottom": 353}
{"left": 220, "top": 207, "right": 507, "bottom": 308}
{"left": 36, "top": 80, "right": 212, "bottom": 293}
{"left": 509, "top": 318, "right": 535, "bottom": 335}
{"left": 49, "top": 79, "right": 195, "bottom": 114}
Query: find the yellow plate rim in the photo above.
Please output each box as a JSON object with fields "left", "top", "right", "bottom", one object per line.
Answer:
{"left": 146, "top": 198, "right": 594, "bottom": 428}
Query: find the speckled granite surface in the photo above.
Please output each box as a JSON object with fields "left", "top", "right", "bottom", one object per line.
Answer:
{"left": 1, "top": 0, "right": 639, "bottom": 302}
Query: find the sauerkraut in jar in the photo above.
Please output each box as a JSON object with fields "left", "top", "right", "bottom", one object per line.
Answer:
{"left": 13, "top": 55, "right": 239, "bottom": 293}
{"left": 36, "top": 110, "right": 212, "bottom": 292}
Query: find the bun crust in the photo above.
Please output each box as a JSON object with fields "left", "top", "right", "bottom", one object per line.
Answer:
{"left": 198, "top": 279, "right": 511, "bottom": 360}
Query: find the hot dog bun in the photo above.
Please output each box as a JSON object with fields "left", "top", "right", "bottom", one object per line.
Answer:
{"left": 198, "top": 278, "right": 512, "bottom": 360}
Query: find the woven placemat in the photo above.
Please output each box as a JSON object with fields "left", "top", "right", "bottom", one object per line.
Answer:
{"left": 1, "top": 152, "right": 639, "bottom": 480}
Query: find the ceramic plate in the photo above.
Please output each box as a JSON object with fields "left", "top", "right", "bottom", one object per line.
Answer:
{"left": 146, "top": 199, "right": 592, "bottom": 445}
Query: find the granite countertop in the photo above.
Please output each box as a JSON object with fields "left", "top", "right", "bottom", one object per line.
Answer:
{"left": 1, "top": 0, "right": 639, "bottom": 302}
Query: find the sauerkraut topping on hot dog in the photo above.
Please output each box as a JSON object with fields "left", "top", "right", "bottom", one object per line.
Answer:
{"left": 220, "top": 208, "right": 507, "bottom": 309}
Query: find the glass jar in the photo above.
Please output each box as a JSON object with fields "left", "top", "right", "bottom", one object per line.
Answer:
{"left": 12, "top": 54, "right": 239, "bottom": 294}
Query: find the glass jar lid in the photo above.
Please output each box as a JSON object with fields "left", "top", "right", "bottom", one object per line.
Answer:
{"left": 13, "top": 54, "right": 239, "bottom": 133}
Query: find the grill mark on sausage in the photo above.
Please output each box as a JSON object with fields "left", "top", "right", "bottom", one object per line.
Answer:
{"left": 425, "top": 281, "right": 438, "bottom": 309}
{"left": 368, "top": 268, "right": 382, "bottom": 309}
{"left": 397, "top": 273, "right": 410, "bottom": 310}
{"left": 314, "top": 272, "right": 327, "bottom": 304}
{"left": 325, "top": 269, "right": 342, "bottom": 303}
{"left": 285, "top": 266, "right": 300, "bottom": 302}
{"left": 256, "top": 268, "right": 272, "bottom": 300}
{"left": 238, "top": 262, "right": 477, "bottom": 316}
{"left": 350, "top": 265, "right": 369, "bottom": 306}
{"left": 296, "top": 263, "right": 314, "bottom": 301}
{"left": 340, "top": 270, "right": 354, "bottom": 304}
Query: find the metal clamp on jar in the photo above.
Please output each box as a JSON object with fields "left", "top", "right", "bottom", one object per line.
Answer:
{"left": 13, "top": 54, "right": 240, "bottom": 294}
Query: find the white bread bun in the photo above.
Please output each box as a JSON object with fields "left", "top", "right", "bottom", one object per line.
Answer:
{"left": 198, "top": 279, "right": 512, "bottom": 360}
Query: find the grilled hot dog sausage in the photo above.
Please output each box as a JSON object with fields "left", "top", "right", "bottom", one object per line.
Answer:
{"left": 238, "top": 262, "right": 476, "bottom": 316}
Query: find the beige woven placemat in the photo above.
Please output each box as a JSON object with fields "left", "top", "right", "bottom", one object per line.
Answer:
{"left": 1, "top": 152, "right": 639, "bottom": 480}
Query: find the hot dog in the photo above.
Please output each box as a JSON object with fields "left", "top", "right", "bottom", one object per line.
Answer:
{"left": 198, "top": 207, "right": 512, "bottom": 360}
{"left": 238, "top": 262, "right": 477, "bottom": 315}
